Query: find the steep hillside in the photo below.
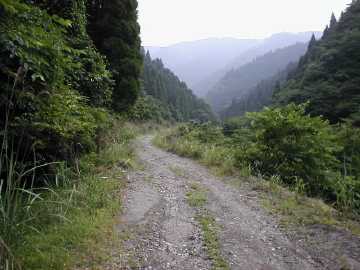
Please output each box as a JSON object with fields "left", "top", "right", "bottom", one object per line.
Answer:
{"left": 146, "top": 38, "right": 259, "bottom": 94}
{"left": 206, "top": 43, "right": 308, "bottom": 112}
{"left": 194, "top": 32, "right": 321, "bottom": 96}
{"left": 130, "top": 51, "right": 215, "bottom": 122}
{"left": 221, "top": 62, "right": 298, "bottom": 119}
{"left": 275, "top": 1, "right": 360, "bottom": 125}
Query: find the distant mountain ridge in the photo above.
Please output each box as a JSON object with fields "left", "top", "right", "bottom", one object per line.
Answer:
{"left": 145, "top": 38, "right": 259, "bottom": 92}
{"left": 145, "top": 32, "right": 321, "bottom": 97}
{"left": 206, "top": 42, "right": 309, "bottom": 112}
{"left": 220, "top": 62, "right": 298, "bottom": 119}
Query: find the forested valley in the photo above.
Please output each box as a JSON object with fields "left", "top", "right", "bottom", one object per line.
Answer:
{"left": 1, "top": 0, "right": 360, "bottom": 269}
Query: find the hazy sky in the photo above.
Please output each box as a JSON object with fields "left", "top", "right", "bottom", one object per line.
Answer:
{"left": 138, "top": 0, "right": 350, "bottom": 46}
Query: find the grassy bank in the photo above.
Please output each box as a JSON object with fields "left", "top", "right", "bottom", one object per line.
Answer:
{"left": 0, "top": 121, "right": 142, "bottom": 270}
{"left": 154, "top": 120, "right": 360, "bottom": 235}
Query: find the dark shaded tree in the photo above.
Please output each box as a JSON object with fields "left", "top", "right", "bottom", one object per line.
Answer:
{"left": 330, "top": 12, "right": 338, "bottom": 28}
{"left": 87, "top": 0, "right": 142, "bottom": 111}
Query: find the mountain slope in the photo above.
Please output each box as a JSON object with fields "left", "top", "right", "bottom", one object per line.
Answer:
{"left": 274, "top": 1, "right": 360, "bottom": 125}
{"left": 146, "top": 38, "right": 260, "bottom": 94}
{"left": 227, "top": 32, "right": 322, "bottom": 70}
{"left": 206, "top": 43, "right": 308, "bottom": 112}
{"left": 221, "top": 62, "right": 298, "bottom": 119}
{"left": 133, "top": 51, "right": 215, "bottom": 122}
{"left": 193, "top": 32, "right": 322, "bottom": 97}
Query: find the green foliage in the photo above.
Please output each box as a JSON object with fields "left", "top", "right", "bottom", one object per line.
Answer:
{"left": 336, "top": 122, "right": 360, "bottom": 179}
{"left": 331, "top": 175, "right": 360, "bottom": 211}
{"left": 0, "top": 1, "right": 71, "bottom": 87}
{"left": 187, "top": 123, "right": 224, "bottom": 144}
{"left": 68, "top": 43, "right": 113, "bottom": 107}
{"left": 28, "top": 0, "right": 114, "bottom": 107}
{"left": 0, "top": 0, "right": 147, "bottom": 268}
{"left": 1, "top": 121, "right": 137, "bottom": 270}
{"left": 242, "top": 104, "right": 340, "bottom": 196}
{"left": 87, "top": 0, "right": 142, "bottom": 111}
{"left": 33, "top": 88, "right": 110, "bottom": 156}
{"left": 157, "top": 103, "right": 360, "bottom": 214}
{"left": 222, "top": 117, "right": 251, "bottom": 137}
{"left": 127, "top": 95, "right": 173, "bottom": 122}
{"left": 0, "top": 0, "right": 114, "bottom": 165}
{"left": 275, "top": 1, "right": 360, "bottom": 124}
{"left": 154, "top": 125, "right": 236, "bottom": 176}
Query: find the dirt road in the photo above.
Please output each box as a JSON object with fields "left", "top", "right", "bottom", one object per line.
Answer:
{"left": 108, "top": 136, "right": 360, "bottom": 270}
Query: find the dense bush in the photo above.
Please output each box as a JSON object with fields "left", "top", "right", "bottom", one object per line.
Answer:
{"left": 242, "top": 104, "right": 341, "bottom": 197}
{"left": 0, "top": 0, "right": 114, "bottom": 173}
{"left": 336, "top": 123, "right": 360, "bottom": 179}
{"left": 159, "top": 104, "right": 360, "bottom": 213}
{"left": 126, "top": 95, "right": 173, "bottom": 122}
{"left": 188, "top": 123, "right": 224, "bottom": 144}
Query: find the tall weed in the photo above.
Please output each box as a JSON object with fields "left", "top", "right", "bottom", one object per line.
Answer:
{"left": 0, "top": 119, "right": 135, "bottom": 269}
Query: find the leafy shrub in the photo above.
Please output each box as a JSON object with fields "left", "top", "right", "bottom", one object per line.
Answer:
{"left": 202, "top": 146, "right": 235, "bottom": 169}
{"left": 336, "top": 122, "right": 360, "bottom": 178}
{"left": 242, "top": 104, "right": 341, "bottom": 196}
{"left": 188, "top": 123, "right": 224, "bottom": 144}
{"left": 126, "top": 95, "right": 173, "bottom": 122}
{"left": 223, "top": 118, "right": 253, "bottom": 150}
{"left": 0, "top": 1, "right": 114, "bottom": 174}
{"left": 157, "top": 105, "right": 360, "bottom": 213}
{"left": 222, "top": 117, "right": 251, "bottom": 137}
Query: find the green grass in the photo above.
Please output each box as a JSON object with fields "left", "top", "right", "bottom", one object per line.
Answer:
{"left": 153, "top": 130, "right": 203, "bottom": 159}
{"left": 16, "top": 175, "right": 125, "bottom": 270}
{"left": 1, "top": 121, "right": 139, "bottom": 270}
{"left": 197, "top": 215, "right": 229, "bottom": 270}
{"left": 255, "top": 179, "right": 360, "bottom": 235}
{"left": 186, "top": 183, "right": 207, "bottom": 208}
{"left": 154, "top": 131, "right": 236, "bottom": 177}
{"left": 185, "top": 182, "right": 229, "bottom": 270}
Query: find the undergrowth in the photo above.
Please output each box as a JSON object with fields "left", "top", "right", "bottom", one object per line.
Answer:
{"left": 255, "top": 178, "right": 360, "bottom": 235}
{"left": 154, "top": 104, "right": 360, "bottom": 234}
{"left": 0, "top": 120, "right": 139, "bottom": 270}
